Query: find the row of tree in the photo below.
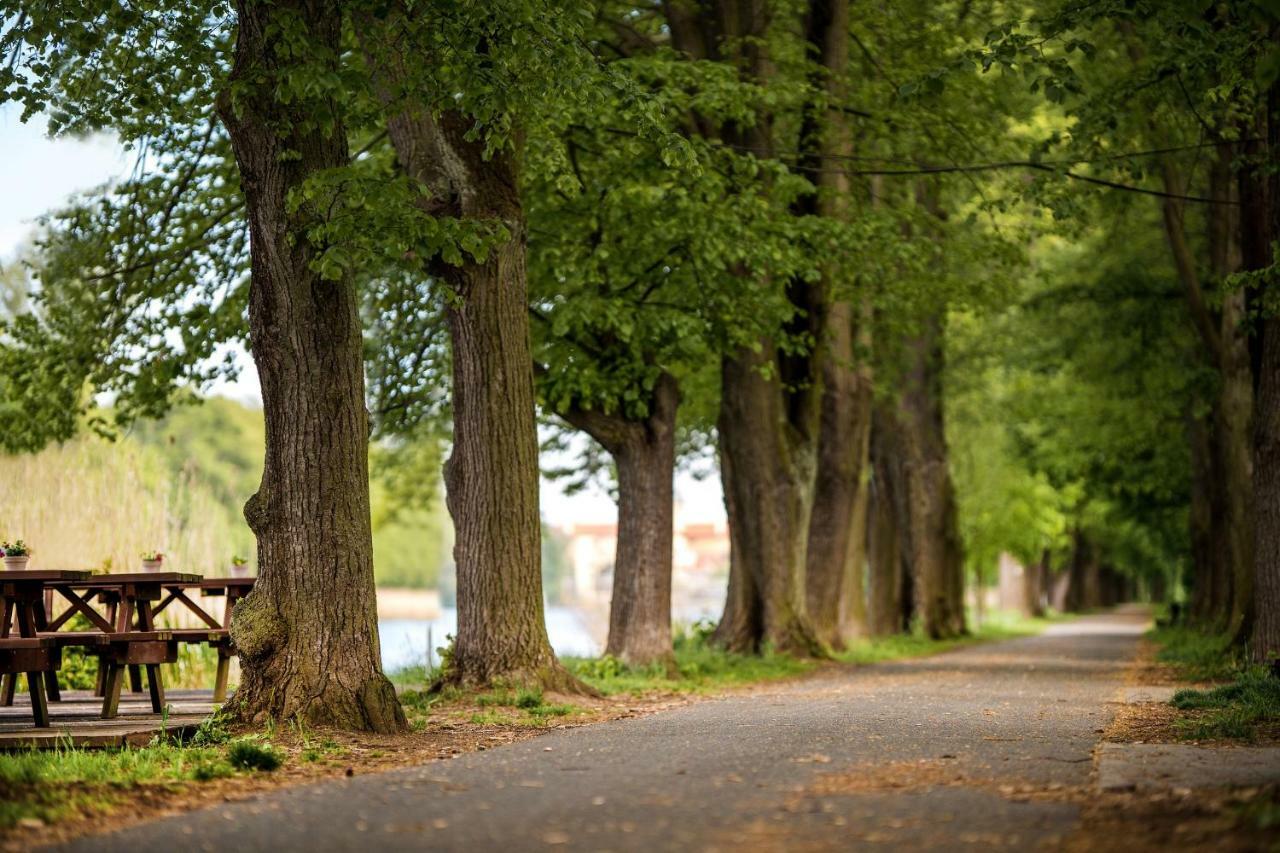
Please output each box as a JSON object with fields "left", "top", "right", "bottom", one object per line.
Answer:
{"left": 0, "top": 0, "right": 1276, "bottom": 732}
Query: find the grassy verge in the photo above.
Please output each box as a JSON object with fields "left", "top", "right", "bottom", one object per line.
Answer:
{"left": 1148, "top": 621, "right": 1280, "bottom": 742}
{"left": 0, "top": 716, "right": 280, "bottom": 829}
{"left": 552, "top": 610, "right": 1066, "bottom": 696}
{"left": 396, "top": 685, "right": 591, "bottom": 732}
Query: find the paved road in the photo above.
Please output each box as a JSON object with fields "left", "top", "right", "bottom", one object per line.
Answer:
{"left": 65, "top": 611, "right": 1148, "bottom": 852}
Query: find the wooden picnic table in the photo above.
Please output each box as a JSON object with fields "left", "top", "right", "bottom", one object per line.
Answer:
{"left": 1, "top": 572, "right": 255, "bottom": 726}
{"left": 0, "top": 570, "right": 92, "bottom": 727}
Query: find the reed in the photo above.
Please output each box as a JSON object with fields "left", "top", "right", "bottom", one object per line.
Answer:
{"left": 0, "top": 435, "right": 240, "bottom": 574}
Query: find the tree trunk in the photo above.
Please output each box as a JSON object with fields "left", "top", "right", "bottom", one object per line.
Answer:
{"left": 1251, "top": 77, "right": 1280, "bottom": 665}
{"left": 361, "top": 16, "right": 582, "bottom": 692}
{"left": 716, "top": 345, "right": 825, "bottom": 655}
{"left": 217, "top": 0, "right": 404, "bottom": 732}
{"left": 1208, "top": 145, "right": 1254, "bottom": 642}
{"left": 1064, "top": 531, "right": 1091, "bottom": 613}
{"left": 800, "top": 0, "right": 873, "bottom": 650}
{"left": 895, "top": 320, "right": 967, "bottom": 639}
{"left": 1187, "top": 412, "right": 1218, "bottom": 623}
{"left": 1161, "top": 151, "right": 1254, "bottom": 636}
{"left": 867, "top": 404, "right": 909, "bottom": 636}
{"left": 1024, "top": 550, "right": 1048, "bottom": 618}
{"left": 559, "top": 373, "right": 680, "bottom": 669}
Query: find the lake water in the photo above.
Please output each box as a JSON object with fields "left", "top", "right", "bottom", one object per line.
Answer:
{"left": 379, "top": 606, "right": 600, "bottom": 672}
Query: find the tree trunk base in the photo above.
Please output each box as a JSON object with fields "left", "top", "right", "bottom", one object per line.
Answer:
{"left": 432, "top": 658, "right": 599, "bottom": 697}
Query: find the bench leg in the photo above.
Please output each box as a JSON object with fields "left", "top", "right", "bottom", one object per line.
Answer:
{"left": 145, "top": 664, "right": 165, "bottom": 713}
{"left": 101, "top": 663, "right": 124, "bottom": 720}
{"left": 44, "top": 670, "right": 61, "bottom": 702}
{"left": 27, "top": 671, "right": 49, "bottom": 728}
{"left": 0, "top": 674, "right": 13, "bottom": 707}
{"left": 213, "top": 651, "right": 230, "bottom": 703}
{"left": 128, "top": 664, "right": 144, "bottom": 693}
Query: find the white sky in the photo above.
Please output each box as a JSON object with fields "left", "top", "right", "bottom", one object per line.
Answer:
{"left": 0, "top": 104, "right": 726, "bottom": 527}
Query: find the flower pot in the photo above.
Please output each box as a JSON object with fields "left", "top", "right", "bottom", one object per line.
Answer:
{"left": 141, "top": 558, "right": 163, "bottom": 573}
{"left": 2, "top": 555, "right": 29, "bottom": 571}
{"left": 228, "top": 563, "right": 250, "bottom": 578}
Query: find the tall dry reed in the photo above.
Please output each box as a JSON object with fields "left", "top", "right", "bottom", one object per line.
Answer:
{"left": 0, "top": 435, "right": 240, "bottom": 574}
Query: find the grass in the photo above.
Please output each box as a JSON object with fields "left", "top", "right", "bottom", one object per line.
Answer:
{"left": 1148, "top": 618, "right": 1280, "bottom": 742}
{"left": 1170, "top": 667, "right": 1280, "bottom": 741}
{"left": 1149, "top": 623, "right": 1243, "bottom": 681}
{"left": 554, "top": 611, "right": 1064, "bottom": 697}
{"left": 0, "top": 730, "right": 281, "bottom": 829}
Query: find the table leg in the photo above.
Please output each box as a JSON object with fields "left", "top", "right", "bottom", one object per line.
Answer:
{"left": 128, "top": 665, "right": 144, "bottom": 693}
{"left": 30, "top": 597, "right": 61, "bottom": 703}
{"left": 136, "top": 599, "right": 165, "bottom": 712}
{"left": 0, "top": 673, "right": 14, "bottom": 706}
{"left": 146, "top": 664, "right": 165, "bottom": 712}
{"left": 95, "top": 599, "right": 118, "bottom": 698}
{"left": 101, "top": 662, "right": 123, "bottom": 719}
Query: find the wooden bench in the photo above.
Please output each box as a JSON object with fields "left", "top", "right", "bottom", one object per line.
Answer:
{"left": 0, "top": 637, "right": 60, "bottom": 727}
{"left": 34, "top": 631, "right": 177, "bottom": 719}
{"left": 167, "top": 629, "right": 234, "bottom": 702}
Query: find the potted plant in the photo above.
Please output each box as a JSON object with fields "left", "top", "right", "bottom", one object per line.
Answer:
{"left": 140, "top": 550, "right": 164, "bottom": 572}
{"left": 229, "top": 555, "right": 250, "bottom": 578}
{"left": 2, "top": 540, "right": 30, "bottom": 571}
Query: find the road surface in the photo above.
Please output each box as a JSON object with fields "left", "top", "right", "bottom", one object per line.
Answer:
{"left": 65, "top": 610, "right": 1148, "bottom": 852}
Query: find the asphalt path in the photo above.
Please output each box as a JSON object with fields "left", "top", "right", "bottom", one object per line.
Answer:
{"left": 63, "top": 610, "right": 1148, "bottom": 852}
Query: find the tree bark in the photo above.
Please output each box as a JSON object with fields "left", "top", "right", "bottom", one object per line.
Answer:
{"left": 558, "top": 374, "right": 680, "bottom": 669}
{"left": 867, "top": 403, "right": 910, "bottom": 636}
{"left": 895, "top": 320, "right": 967, "bottom": 639}
{"left": 800, "top": 0, "right": 873, "bottom": 650}
{"left": 716, "top": 344, "right": 825, "bottom": 655}
{"left": 1208, "top": 145, "right": 1254, "bottom": 642}
{"left": 1251, "top": 76, "right": 1280, "bottom": 665}
{"left": 1161, "top": 152, "right": 1254, "bottom": 636}
{"left": 360, "top": 13, "right": 582, "bottom": 691}
{"left": 661, "top": 0, "right": 825, "bottom": 657}
{"left": 217, "top": 0, "right": 404, "bottom": 732}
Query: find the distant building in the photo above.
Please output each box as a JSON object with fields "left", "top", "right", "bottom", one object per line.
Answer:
{"left": 557, "top": 506, "right": 729, "bottom": 618}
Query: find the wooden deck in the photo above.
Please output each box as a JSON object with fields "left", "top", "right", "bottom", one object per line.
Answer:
{"left": 0, "top": 688, "right": 216, "bottom": 749}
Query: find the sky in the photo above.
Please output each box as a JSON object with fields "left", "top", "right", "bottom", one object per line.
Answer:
{"left": 0, "top": 103, "right": 727, "bottom": 527}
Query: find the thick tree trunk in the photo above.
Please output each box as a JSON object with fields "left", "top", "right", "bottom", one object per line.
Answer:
{"left": 896, "top": 321, "right": 967, "bottom": 639}
{"left": 1161, "top": 152, "right": 1253, "bottom": 636}
{"left": 1209, "top": 146, "right": 1254, "bottom": 642}
{"left": 217, "top": 0, "right": 404, "bottom": 732}
{"left": 362, "top": 16, "right": 582, "bottom": 692}
{"left": 867, "top": 404, "right": 909, "bottom": 635}
{"left": 799, "top": 0, "right": 873, "bottom": 649}
{"left": 1064, "top": 531, "right": 1091, "bottom": 613}
{"left": 806, "top": 306, "right": 873, "bottom": 649}
{"left": 716, "top": 346, "right": 824, "bottom": 655}
{"left": 1251, "top": 78, "right": 1280, "bottom": 665}
{"left": 442, "top": 226, "right": 577, "bottom": 688}
{"left": 560, "top": 374, "right": 680, "bottom": 668}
